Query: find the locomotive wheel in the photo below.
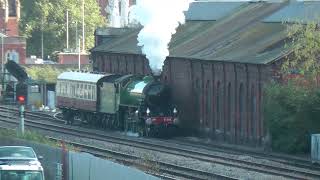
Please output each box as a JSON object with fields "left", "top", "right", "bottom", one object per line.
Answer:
{"left": 62, "top": 110, "right": 69, "bottom": 124}
{"left": 63, "top": 110, "right": 74, "bottom": 125}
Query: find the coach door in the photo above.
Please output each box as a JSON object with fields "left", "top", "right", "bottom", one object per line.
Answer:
{"left": 100, "top": 82, "right": 117, "bottom": 114}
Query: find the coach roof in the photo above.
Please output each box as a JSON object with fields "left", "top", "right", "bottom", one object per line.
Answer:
{"left": 57, "top": 72, "right": 109, "bottom": 83}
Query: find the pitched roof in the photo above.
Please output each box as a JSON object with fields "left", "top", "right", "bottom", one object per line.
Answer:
{"left": 263, "top": 1, "right": 320, "bottom": 23}
{"left": 91, "top": 1, "right": 319, "bottom": 65}
{"left": 185, "top": 1, "right": 244, "bottom": 21}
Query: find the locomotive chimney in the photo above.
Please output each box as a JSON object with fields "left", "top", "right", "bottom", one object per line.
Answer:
{"left": 152, "top": 68, "right": 161, "bottom": 81}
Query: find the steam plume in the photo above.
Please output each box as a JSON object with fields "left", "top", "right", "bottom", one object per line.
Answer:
{"left": 129, "top": 0, "right": 191, "bottom": 75}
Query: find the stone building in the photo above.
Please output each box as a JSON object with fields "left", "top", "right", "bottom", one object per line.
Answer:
{"left": 91, "top": 1, "right": 320, "bottom": 145}
{"left": 0, "top": 0, "right": 26, "bottom": 64}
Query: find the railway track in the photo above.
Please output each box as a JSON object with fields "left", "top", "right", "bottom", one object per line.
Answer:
{"left": 0, "top": 106, "right": 235, "bottom": 180}
{"left": 0, "top": 105, "right": 319, "bottom": 179}
{"left": 171, "top": 137, "right": 319, "bottom": 172}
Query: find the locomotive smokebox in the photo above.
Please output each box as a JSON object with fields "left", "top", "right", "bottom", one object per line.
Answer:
{"left": 152, "top": 75, "right": 161, "bottom": 82}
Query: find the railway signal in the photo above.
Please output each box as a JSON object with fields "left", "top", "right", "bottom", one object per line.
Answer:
{"left": 18, "top": 95, "right": 25, "bottom": 104}
{"left": 17, "top": 95, "right": 25, "bottom": 135}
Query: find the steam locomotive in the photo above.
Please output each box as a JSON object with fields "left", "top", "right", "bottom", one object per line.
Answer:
{"left": 56, "top": 72, "right": 179, "bottom": 136}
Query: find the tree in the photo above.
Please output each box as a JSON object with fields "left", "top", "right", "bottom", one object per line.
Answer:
{"left": 19, "top": 0, "right": 106, "bottom": 58}
{"left": 282, "top": 21, "right": 320, "bottom": 76}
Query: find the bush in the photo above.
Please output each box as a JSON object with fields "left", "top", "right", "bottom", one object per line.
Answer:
{"left": 264, "top": 80, "right": 320, "bottom": 153}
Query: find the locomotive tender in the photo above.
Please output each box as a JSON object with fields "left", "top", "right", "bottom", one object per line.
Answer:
{"left": 56, "top": 72, "right": 178, "bottom": 136}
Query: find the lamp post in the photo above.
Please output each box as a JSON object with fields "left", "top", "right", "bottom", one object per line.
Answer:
{"left": 0, "top": 32, "right": 7, "bottom": 97}
{"left": 82, "top": 0, "right": 85, "bottom": 52}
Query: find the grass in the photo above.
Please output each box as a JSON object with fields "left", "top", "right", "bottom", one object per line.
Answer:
{"left": 0, "top": 127, "right": 74, "bottom": 150}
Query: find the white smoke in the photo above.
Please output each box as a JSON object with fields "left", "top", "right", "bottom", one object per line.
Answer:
{"left": 120, "top": 0, "right": 130, "bottom": 27}
{"left": 106, "top": 0, "right": 121, "bottom": 27}
{"left": 129, "top": 0, "right": 191, "bottom": 75}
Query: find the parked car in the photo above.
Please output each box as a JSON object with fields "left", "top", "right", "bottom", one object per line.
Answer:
{"left": 0, "top": 146, "right": 45, "bottom": 180}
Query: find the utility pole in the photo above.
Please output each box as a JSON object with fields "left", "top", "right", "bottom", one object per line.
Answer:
{"left": 41, "top": 18, "right": 44, "bottom": 60}
{"left": 1, "top": 34, "right": 4, "bottom": 98}
{"left": 66, "top": 10, "right": 69, "bottom": 50}
{"left": 75, "top": 21, "right": 78, "bottom": 51}
{"left": 78, "top": 38, "right": 81, "bottom": 71}
{"left": 0, "top": 29, "right": 7, "bottom": 96}
{"left": 82, "top": 0, "right": 85, "bottom": 52}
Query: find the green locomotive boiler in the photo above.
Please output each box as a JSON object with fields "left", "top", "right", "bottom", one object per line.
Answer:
{"left": 56, "top": 72, "right": 178, "bottom": 136}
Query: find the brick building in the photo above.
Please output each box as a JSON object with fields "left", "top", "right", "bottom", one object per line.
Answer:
{"left": 0, "top": 0, "right": 26, "bottom": 65}
{"left": 91, "top": 1, "right": 320, "bottom": 145}
{"left": 58, "top": 52, "right": 90, "bottom": 65}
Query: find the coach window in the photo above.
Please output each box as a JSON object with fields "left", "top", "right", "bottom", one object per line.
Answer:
{"left": 69, "top": 82, "right": 72, "bottom": 97}
{"left": 84, "top": 84, "right": 88, "bottom": 99}
{"left": 71, "top": 82, "right": 75, "bottom": 98}
{"left": 58, "top": 81, "right": 61, "bottom": 96}
{"left": 60, "top": 81, "right": 63, "bottom": 96}
{"left": 88, "top": 85, "right": 91, "bottom": 99}
{"left": 76, "top": 83, "right": 80, "bottom": 98}
{"left": 93, "top": 86, "right": 96, "bottom": 100}
{"left": 80, "top": 83, "right": 82, "bottom": 98}
{"left": 56, "top": 82, "right": 59, "bottom": 95}
{"left": 62, "top": 81, "right": 65, "bottom": 96}
{"left": 87, "top": 85, "right": 91, "bottom": 100}
{"left": 66, "top": 82, "right": 70, "bottom": 97}
{"left": 79, "top": 83, "right": 82, "bottom": 99}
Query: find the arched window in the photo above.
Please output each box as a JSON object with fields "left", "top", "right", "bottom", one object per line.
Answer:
{"left": 251, "top": 85, "right": 257, "bottom": 138}
{"left": 239, "top": 83, "right": 244, "bottom": 136}
{"left": 9, "top": 0, "right": 17, "bottom": 17}
{"left": 216, "top": 81, "right": 221, "bottom": 130}
{"left": 227, "top": 83, "right": 231, "bottom": 132}
{"left": 6, "top": 50, "right": 19, "bottom": 64}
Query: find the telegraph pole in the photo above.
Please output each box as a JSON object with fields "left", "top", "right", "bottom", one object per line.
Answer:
{"left": 78, "top": 38, "right": 81, "bottom": 71}
{"left": 41, "top": 18, "right": 44, "bottom": 60}
{"left": 82, "top": 0, "right": 85, "bottom": 52}
{"left": 66, "top": 10, "right": 69, "bottom": 50}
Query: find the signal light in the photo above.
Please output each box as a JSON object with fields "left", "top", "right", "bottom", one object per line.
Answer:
{"left": 18, "top": 95, "right": 25, "bottom": 104}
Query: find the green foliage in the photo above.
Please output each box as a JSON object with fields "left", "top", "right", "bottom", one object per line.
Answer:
{"left": 25, "top": 66, "right": 66, "bottom": 83}
{"left": 264, "top": 81, "right": 320, "bottom": 153}
{"left": 19, "top": 0, "right": 106, "bottom": 57}
{"left": 282, "top": 21, "right": 320, "bottom": 75}
{"left": 25, "top": 65, "right": 92, "bottom": 83}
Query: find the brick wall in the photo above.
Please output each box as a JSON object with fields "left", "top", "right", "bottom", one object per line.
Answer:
{"left": 7, "top": 17, "right": 19, "bottom": 36}
{"left": 58, "top": 53, "right": 90, "bottom": 65}
{"left": 0, "top": 37, "right": 26, "bottom": 64}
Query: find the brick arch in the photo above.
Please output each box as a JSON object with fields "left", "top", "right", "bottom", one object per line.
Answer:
{"left": 239, "top": 83, "right": 245, "bottom": 138}
{"left": 250, "top": 84, "right": 257, "bottom": 139}
{"left": 216, "top": 81, "right": 221, "bottom": 131}
{"left": 226, "top": 82, "right": 232, "bottom": 133}
{"left": 205, "top": 79, "right": 211, "bottom": 128}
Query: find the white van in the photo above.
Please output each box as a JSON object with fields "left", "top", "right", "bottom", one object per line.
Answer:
{"left": 0, "top": 146, "right": 45, "bottom": 180}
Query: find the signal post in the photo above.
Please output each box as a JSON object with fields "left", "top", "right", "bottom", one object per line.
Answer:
{"left": 18, "top": 95, "right": 25, "bottom": 135}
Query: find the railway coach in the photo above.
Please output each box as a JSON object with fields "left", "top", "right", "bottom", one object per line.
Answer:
{"left": 56, "top": 71, "right": 179, "bottom": 136}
